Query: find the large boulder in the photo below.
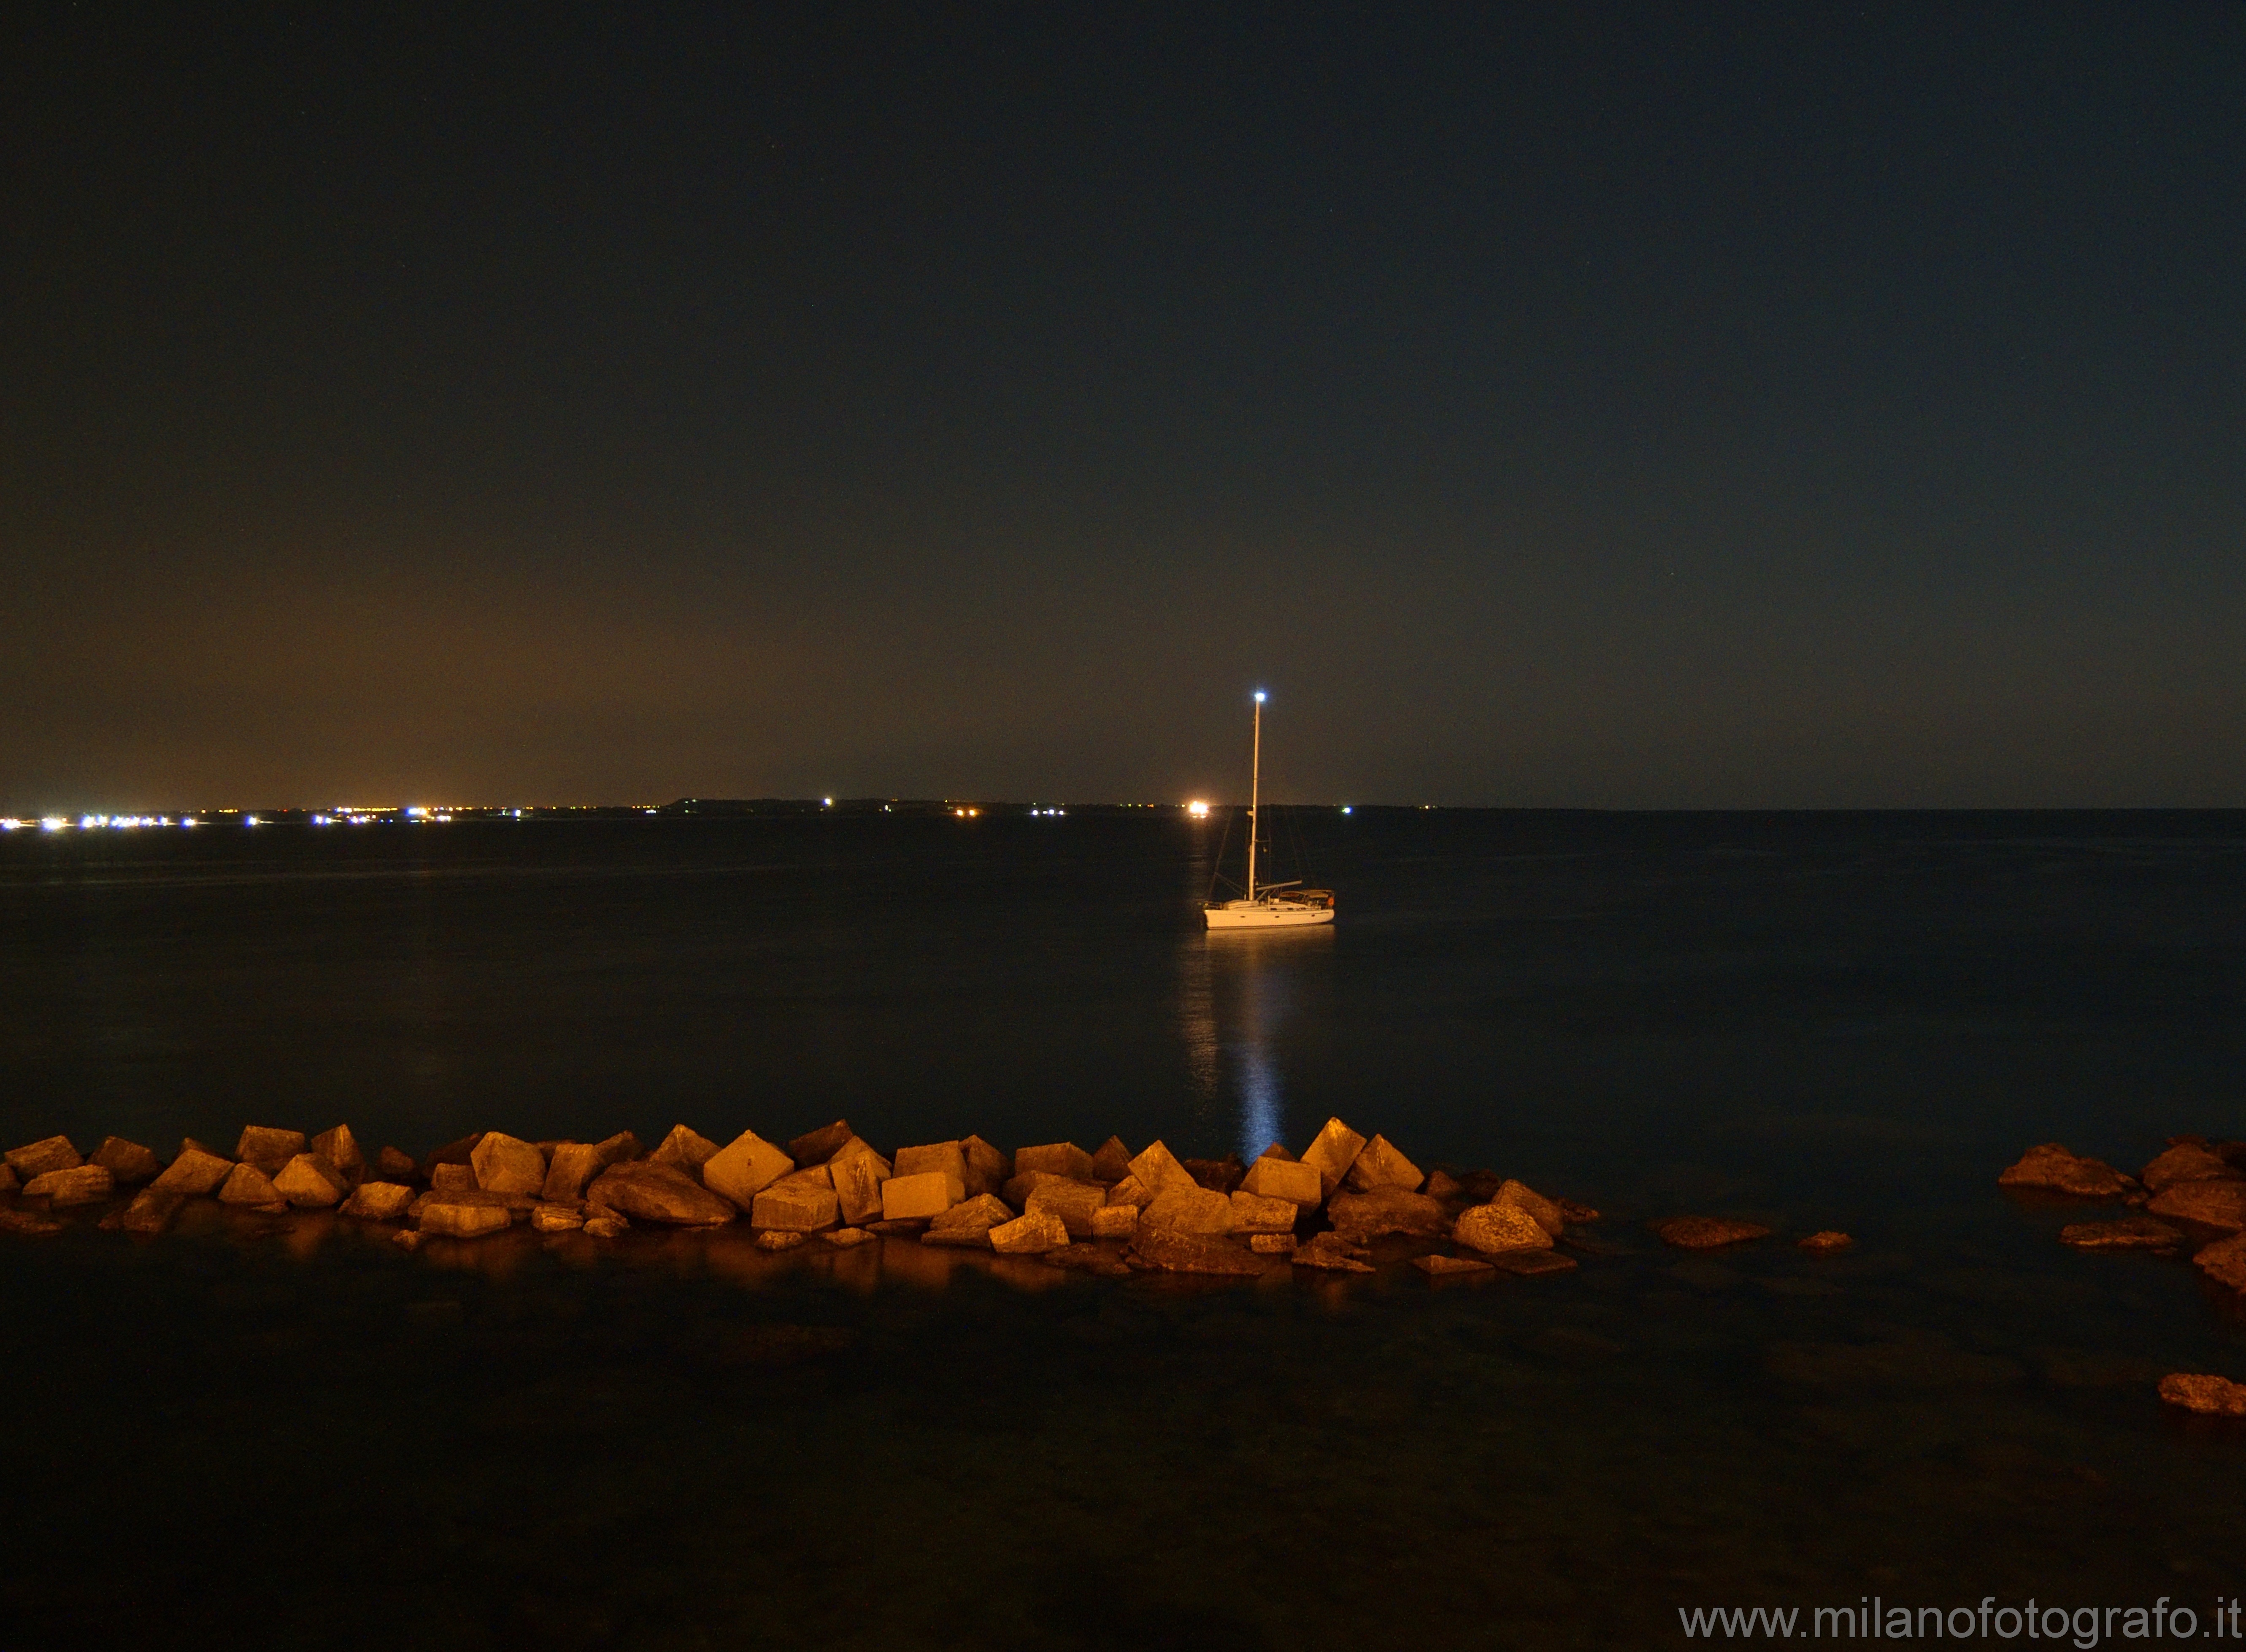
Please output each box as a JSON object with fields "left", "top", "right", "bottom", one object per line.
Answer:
{"left": 1014, "top": 1142, "right": 1094, "bottom": 1180}
{"left": 648, "top": 1125, "right": 723, "bottom": 1172}
{"left": 218, "top": 1161, "right": 287, "bottom": 1207}
{"left": 150, "top": 1143, "right": 233, "bottom": 1196}
{"left": 2147, "top": 1180, "right": 2246, "bottom": 1232}
{"left": 2195, "top": 1233, "right": 2246, "bottom": 1294}
{"left": 1228, "top": 1190, "right": 1300, "bottom": 1234}
{"left": 1126, "top": 1141, "right": 1197, "bottom": 1198}
{"left": 786, "top": 1119, "right": 856, "bottom": 1167}
{"left": 470, "top": 1132, "right": 549, "bottom": 1196}
{"left": 1128, "top": 1226, "right": 1265, "bottom": 1275}
{"left": 700, "top": 1129, "right": 795, "bottom": 1210}
{"left": 90, "top": 1137, "right": 162, "bottom": 1185}
{"left": 1026, "top": 1179, "right": 1108, "bottom": 1239}
{"left": 1299, "top": 1118, "right": 1368, "bottom": 1196}
{"left": 752, "top": 1171, "right": 842, "bottom": 1232}
{"left": 235, "top": 1127, "right": 307, "bottom": 1177}
{"left": 1654, "top": 1216, "right": 1772, "bottom": 1249}
{"left": 990, "top": 1210, "right": 1070, "bottom": 1254}
{"left": 1327, "top": 1187, "right": 1449, "bottom": 1242}
{"left": 1141, "top": 1184, "right": 1234, "bottom": 1235}
{"left": 586, "top": 1162, "right": 735, "bottom": 1226}
{"left": 273, "top": 1153, "right": 350, "bottom": 1208}
{"left": 5, "top": 1136, "right": 82, "bottom": 1180}
{"left": 1342, "top": 1134, "right": 1422, "bottom": 1193}
{"left": 1240, "top": 1156, "right": 1322, "bottom": 1207}
{"left": 881, "top": 1170, "right": 961, "bottom": 1221}
{"left": 830, "top": 1145, "right": 894, "bottom": 1226}
{"left": 1492, "top": 1179, "right": 1565, "bottom": 1238}
{"left": 26, "top": 1164, "right": 114, "bottom": 1207}
{"left": 2141, "top": 1142, "right": 2241, "bottom": 1193}
{"left": 1998, "top": 1143, "right": 2135, "bottom": 1200}
{"left": 1454, "top": 1202, "right": 1554, "bottom": 1254}
{"left": 310, "top": 1125, "right": 366, "bottom": 1184}
{"left": 2158, "top": 1373, "right": 2246, "bottom": 1417}
{"left": 419, "top": 1201, "right": 511, "bottom": 1239}
{"left": 340, "top": 1182, "right": 417, "bottom": 1220}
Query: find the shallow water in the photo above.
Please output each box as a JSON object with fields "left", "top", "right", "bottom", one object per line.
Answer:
{"left": 3, "top": 812, "right": 2243, "bottom": 1647}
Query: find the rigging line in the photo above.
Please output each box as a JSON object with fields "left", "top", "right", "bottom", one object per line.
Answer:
{"left": 1205, "top": 804, "right": 1239, "bottom": 903}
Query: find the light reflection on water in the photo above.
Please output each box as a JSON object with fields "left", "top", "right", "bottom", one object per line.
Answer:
{"left": 1180, "top": 927, "right": 1335, "bottom": 1161}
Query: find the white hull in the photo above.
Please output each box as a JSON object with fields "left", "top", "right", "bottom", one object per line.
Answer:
{"left": 1204, "top": 899, "right": 1335, "bottom": 929}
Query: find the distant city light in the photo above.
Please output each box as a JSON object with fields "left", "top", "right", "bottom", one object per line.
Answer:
{"left": 42, "top": 818, "right": 68, "bottom": 831}
{"left": 822, "top": 797, "right": 833, "bottom": 807}
{"left": 182, "top": 817, "right": 197, "bottom": 828}
{"left": 245, "top": 815, "right": 261, "bottom": 825}
{"left": 1187, "top": 800, "right": 1211, "bottom": 818}
{"left": 0, "top": 819, "right": 19, "bottom": 831}
{"left": 1341, "top": 805, "right": 1352, "bottom": 814}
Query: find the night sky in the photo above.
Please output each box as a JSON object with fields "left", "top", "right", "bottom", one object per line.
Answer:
{"left": 6, "top": 3, "right": 2243, "bottom": 810}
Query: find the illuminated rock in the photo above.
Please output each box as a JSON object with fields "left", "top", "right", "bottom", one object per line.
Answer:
{"left": 586, "top": 1162, "right": 735, "bottom": 1226}
{"left": 700, "top": 1129, "right": 795, "bottom": 1210}
{"left": 648, "top": 1125, "right": 722, "bottom": 1173}
{"left": 960, "top": 1135, "right": 1010, "bottom": 1197}
{"left": 990, "top": 1210, "right": 1069, "bottom": 1254}
{"left": 1228, "top": 1190, "right": 1299, "bottom": 1234}
{"left": 2059, "top": 1215, "right": 2183, "bottom": 1250}
{"left": 892, "top": 1142, "right": 969, "bottom": 1201}
{"left": 786, "top": 1119, "right": 856, "bottom": 1166}
{"left": 822, "top": 1227, "right": 874, "bottom": 1247}
{"left": 1002, "top": 1169, "right": 1082, "bottom": 1209}
{"left": 1998, "top": 1143, "right": 2135, "bottom": 1200}
{"left": 419, "top": 1201, "right": 511, "bottom": 1239}
{"left": 531, "top": 1204, "right": 585, "bottom": 1233}
{"left": 1299, "top": 1118, "right": 1368, "bottom": 1196}
{"left": 1653, "top": 1216, "right": 1772, "bottom": 1250}
{"left": 150, "top": 1144, "right": 232, "bottom": 1196}
{"left": 829, "top": 1146, "right": 893, "bottom": 1226}
{"left": 1089, "top": 1136, "right": 1133, "bottom": 1184}
{"left": 341, "top": 1182, "right": 416, "bottom": 1220}
{"left": 752, "top": 1171, "right": 842, "bottom": 1231}
{"left": 1257, "top": 1142, "right": 1299, "bottom": 1161}
{"left": 1126, "top": 1141, "right": 1196, "bottom": 1198}
{"left": 1291, "top": 1233, "right": 1373, "bottom": 1272}
{"left": 1328, "top": 1187, "right": 1449, "bottom": 1242}
{"left": 541, "top": 1134, "right": 634, "bottom": 1203}
{"left": 758, "top": 1229, "right": 806, "bottom": 1250}
{"left": 1041, "top": 1241, "right": 1132, "bottom": 1275}
{"left": 2141, "top": 1142, "right": 2240, "bottom": 1193}
{"left": 1091, "top": 1203, "right": 1139, "bottom": 1239}
{"left": 1796, "top": 1231, "right": 1854, "bottom": 1252}
{"left": 469, "top": 1132, "right": 546, "bottom": 1196}
{"left": 2147, "top": 1180, "right": 2246, "bottom": 1232}
{"left": 583, "top": 1215, "right": 628, "bottom": 1240}
{"left": 1128, "top": 1226, "right": 1264, "bottom": 1275}
{"left": 0, "top": 1209, "right": 63, "bottom": 1237}
{"left": 1421, "top": 1170, "right": 1466, "bottom": 1202}
{"left": 119, "top": 1188, "right": 186, "bottom": 1234}
{"left": 1492, "top": 1179, "right": 1564, "bottom": 1238}
{"left": 2158, "top": 1373, "right": 2246, "bottom": 1416}
{"left": 235, "top": 1127, "right": 306, "bottom": 1177}
{"left": 5, "top": 1135, "right": 81, "bottom": 1181}
{"left": 1453, "top": 1202, "right": 1554, "bottom": 1254}
{"left": 1141, "top": 1184, "right": 1234, "bottom": 1234}
{"left": 881, "top": 1170, "right": 962, "bottom": 1221}
{"left": 1239, "top": 1156, "right": 1322, "bottom": 1207}
{"left": 90, "top": 1137, "right": 162, "bottom": 1185}
{"left": 431, "top": 1163, "right": 478, "bottom": 1196}
{"left": 1014, "top": 1142, "right": 1093, "bottom": 1180}
{"left": 2194, "top": 1233, "right": 2246, "bottom": 1293}
{"left": 929, "top": 1193, "right": 1013, "bottom": 1236}
{"left": 25, "top": 1164, "right": 113, "bottom": 1207}
{"left": 309, "top": 1125, "right": 365, "bottom": 1184}
{"left": 1249, "top": 1232, "right": 1296, "bottom": 1255}
{"left": 1342, "top": 1134, "right": 1422, "bottom": 1193}
{"left": 218, "top": 1161, "right": 286, "bottom": 1207}
{"left": 273, "top": 1153, "right": 350, "bottom": 1208}
{"left": 1413, "top": 1253, "right": 1494, "bottom": 1276}
{"left": 1105, "top": 1174, "right": 1154, "bottom": 1208}
{"left": 374, "top": 1145, "right": 420, "bottom": 1182}
{"left": 1027, "top": 1179, "right": 1107, "bottom": 1239}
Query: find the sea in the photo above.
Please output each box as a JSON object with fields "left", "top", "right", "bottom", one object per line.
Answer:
{"left": 1, "top": 809, "right": 2241, "bottom": 1648}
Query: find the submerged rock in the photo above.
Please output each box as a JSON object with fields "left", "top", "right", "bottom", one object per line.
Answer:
{"left": 1127, "top": 1226, "right": 1265, "bottom": 1275}
{"left": 700, "top": 1129, "right": 795, "bottom": 1210}
{"left": 991, "top": 1210, "right": 1070, "bottom": 1254}
{"left": 90, "top": 1137, "right": 162, "bottom": 1185}
{"left": 1558, "top": 1199, "right": 1602, "bottom": 1224}
{"left": 1342, "top": 1134, "right": 1423, "bottom": 1194}
{"left": 1328, "top": 1187, "right": 1449, "bottom": 1242}
{"left": 470, "top": 1132, "right": 548, "bottom": 1196}
{"left": 822, "top": 1226, "right": 874, "bottom": 1247}
{"left": 1654, "top": 1216, "right": 1772, "bottom": 1250}
{"left": 273, "top": 1153, "right": 350, "bottom": 1208}
{"left": 1041, "top": 1241, "right": 1132, "bottom": 1275}
{"left": 2146, "top": 1180, "right": 2246, "bottom": 1233}
{"left": 1412, "top": 1253, "right": 1494, "bottom": 1276}
{"left": 2157, "top": 1372, "right": 2246, "bottom": 1416}
{"left": 150, "top": 1143, "right": 233, "bottom": 1196}
{"left": 2141, "top": 1142, "right": 2241, "bottom": 1194}
{"left": 582, "top": 1215, "right": 628, "bottom": 1240}
{"left": 531, "top": 1204, "right": 585, "bottom": 1233}
{"left": 1453, "top": 1202, "right": 1554, "bottom": 1255}
{"left": 1796, "top": 1231, "right": 1854, "bottom": 1253}
{"left": 5, "top": 1135, "right": 82, "bottom": 1181}
{"left": 1491, "top": 1250, "right": 1578, "bottom": 1277}
{"left": 2060, "top": 1215, "right": 2185, "bottom": 1250}
{"left": 1998, "top": 1143, "right": 2136, "bottom": 1200}
{"left": 25, "top": 1164, "right": 114, "bottom": 1207}
{"left": 587, "top": 1162, "right": 735, "bottom": 1226}
{"left": 757, "top": 1229, "right": 807, "bottom": 1251}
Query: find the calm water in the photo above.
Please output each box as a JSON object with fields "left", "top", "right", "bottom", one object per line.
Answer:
{"left": 3, "top": 811, "right": 2243, "bottom": 1647}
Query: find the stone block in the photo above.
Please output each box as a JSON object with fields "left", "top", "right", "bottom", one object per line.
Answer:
{"left": 1183, "top": 1156, "right": 1247, "bottom": 1194}
{"left": 1106, "top": 1174, "right": 1154, "bottom": 1208}
{"left": 585, "top": 1162, "right": 736, "bottom": 1225}
{"left": 881, "top": 1169, "right": 962, "bottom": 1220}
{"left": 930, "top": 1193, "right": 1014, "bottom": 1235}
{"left": 1089, "top": 1136, "right": 1133, "bottom": 1184}
{"left": 1249, "top": 1232, "right": 1297, "bottom": 1255}
{"left": 649, "top": 1125, "right": 722, "bottom": 1172}
{"left": 1129, "top": 1226, "right": 1265, "bottom": 1275}
{"left": 1652, "top": 1216, "right": 1772, "bottom": 1250}
{"left": 1026, "top": 1179, "right": 1108, "bottom": 1239}
{"left": 91, "top": 1137, "right": 162, "bottom": 1185}
{"left": 273, "top": 1153, "right": 350, "bottom": 1208}
{"left": 1997, "top": 1142, "right": 2135, "bottom": 1200}
{"left": 26, "top": 1164, "right": 113, "bottom": 1207}
{"left": 1003, "top": 1169, "right": 1080, "bottom": 1209}
{"left": 1240, "top": 1156, "right": 1322, "bottom": 1207}
{"left": 419, "top": 1201, "right": 511, "bottom": 1239}
{"left": 1299, "top": 1118, "right": 1367, "bottom": 1194}
{"left": 753, "top": 1174, "right": 842, "bottom": 1232}
{"left": 1015, "top": 1142, "right": 1094, "bottom": 1180}
{"left": 1091, "top": 1204, "right": 1139, "bottom": 1240}
{"left": 1413, "top": 1253, "right": 1494, "bottom": 1276}
{"left": 431, "top": 1163, "right": 478, "bottom": 1196}
{"left": 341, "top": 1182, "right": 416, "bottom": 1220}
{"left": 894, "top": 1141, "right": 969, "bottom": 1190}
{"left": 151, "top": 1144, "right": 233, "bottom": 1196}
{"left": 542, "top": 1142, "right": 607, "bottom": 1203}
{"left": 1493, "top": 1179, "right": 1564, "bottom": 1237}
{"left": 310, "top": 1125, "right": 365, "bottom": 1183}
{"left": 235, "top": 1127, "right": 307, "bottom": 1177}
{"left": 1343, "top": 1134, "right": 1422, "bottom": 1193}
{"left": 786, "top": 1119, "right": 856, "bottom": 1166}
{"left": 219, "top": 1161, "right": 286, "bottom": 1207}
{"left": 2147, "top": 1180, "right": 2246, "bottom": 1232}
{"left": 1257, "top": 1142, "right": 1298, "bottom": 1162}
{"left": 6, "top": 1135, "right": 82, "bottom": 1180}
{"left": 1127, "top": 1141, "right": 1196, "bottom": 1197}
{"left": 375, "top": 1145, "right": 420, "bottom": 1182}
{"left": 960, "top": 1134, "right": 1010, "bottom": 1196}
{"left": 830, "top": 1147, "right": 894, "bottom": 1226}
{"left": 701, "top": 1129, "right": 797, "bottom": 1210}
{"left": 990, "top": 1210, "right": 1070, "bottom": 1254}
{"left": 1142, "top": 1184, "right": 1235, "bottom": 1234}
{"left": 1228, "top": 1190, "right": 1299, "bottom": 1234}
{"left": 119, "top": 1188, "right": 186, "bottom": 1235}
{"left": 1328, "top": 1187, "right": 1449, "bottom": 1242}
{"left": 1453, "top": 1201, "right": 1554, "bottom": 1252}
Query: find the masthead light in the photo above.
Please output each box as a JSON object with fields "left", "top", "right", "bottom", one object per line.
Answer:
{"left": 1253, "top": 691, "right": 1266, "bottom": 702}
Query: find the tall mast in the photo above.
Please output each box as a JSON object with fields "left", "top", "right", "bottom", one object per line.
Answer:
{"left": 1248, "top": 691, "right": 1264, "bottom": 901}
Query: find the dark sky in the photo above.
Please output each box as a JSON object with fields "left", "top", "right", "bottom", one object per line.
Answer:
{"left": 5, "top": 3, "right": 2243, "bottom": 810}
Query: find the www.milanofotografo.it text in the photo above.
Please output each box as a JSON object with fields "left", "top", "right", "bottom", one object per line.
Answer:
{"left": 1678, "top": 1597, "right": 2243, "bottom": 1643}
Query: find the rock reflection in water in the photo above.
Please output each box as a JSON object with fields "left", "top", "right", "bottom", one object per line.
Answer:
{"left": 1180, "top": 926, "right": 1333, "bottom": 1163}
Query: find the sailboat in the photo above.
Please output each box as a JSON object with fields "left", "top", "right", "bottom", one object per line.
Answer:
{"left": 1203, "top": 692, "right": 1337, "bottom": 929}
